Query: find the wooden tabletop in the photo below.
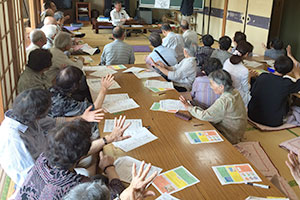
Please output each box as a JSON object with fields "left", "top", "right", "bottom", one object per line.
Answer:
{"left": 87, "top": 64, "right": 285, "bottom": 199}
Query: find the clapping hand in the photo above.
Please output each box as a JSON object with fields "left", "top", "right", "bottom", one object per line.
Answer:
{"left": 101, "top": 74, "right": 114, "bottom": 91}
{"left": 81, "top": 106, "right": 105, "bottom": 122}
{"left": 106, "top": 115, "right": 131, "bottom": 143}
{"left": 286, "top": 151, "right": 300, "bottom": 186}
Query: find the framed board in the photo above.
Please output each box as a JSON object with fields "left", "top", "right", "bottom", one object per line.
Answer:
{"left": 139, "top": 0, "right": 204, "bottom": 10}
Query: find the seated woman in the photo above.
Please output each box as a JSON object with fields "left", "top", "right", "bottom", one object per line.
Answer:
{"left": 180, "top": 69, "right": 247, "bottom": 144}
{"left": 0, "top": 89, "right": 129, "bottom": 188}
{"left": 15, "top": 119, "right": 155, "bottom": 200}
{"left": 145, "top": 32, "right": 177, "bottom": 67}
{"left": 223, "top": 40, "right": 253, "bottom": 106}
{"left": 153, "top": 43, "right": 197, "bottom": 92}
{"left": 248, "top": 56, "right": 300, "bottom": 127}
{"left": 191, "top": 58, "right": 223, "bottom": 108}
{"left": 48, "top": 66, "right": 113, "bottom": 138}
{"left": 18, "top": 49, "right": 52, "bottom": 93}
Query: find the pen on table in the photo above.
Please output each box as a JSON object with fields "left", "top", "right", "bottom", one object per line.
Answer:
{"left": 194, "top": 124, "right": 204, "bottom": 126}
{"left": 158, "top": 92, "right": 166, "bottom": 96}
{"left": 245, "top": 182, "right": 270, "bottom": 189}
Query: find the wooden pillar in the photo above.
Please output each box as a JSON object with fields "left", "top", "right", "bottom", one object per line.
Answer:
{"left": 221, "top": 0, "right": 229, "bottom": 36}
{"left": 0, "top": 82, "right": 4, "bottom": 123}
{"left": 28, "top": 0, "right": 39, "bottom": 28}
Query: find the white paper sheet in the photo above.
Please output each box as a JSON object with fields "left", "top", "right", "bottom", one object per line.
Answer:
{"left": 159, "top": 99, "right": 187, "bottom": 111}
{"left": 103, "top": 98, "right": 140, "bottom": 113}
{"left": 131, "top": 25, "right": 144, "bottom": 28}
{"left": 83, "top": 66, "right": 108, "bottom": 71}
{"left": 133, "top": 71, "right": 161, "bottom": 79}
{"left": 82, "top": 56, "right": 94, "bottom": 63}
{"left": 114, "top": 156, "right": 162, "bottom": 183}
{"left": 156, "top": 193, "right": 180, "bottom": 200}
{"left": 87, "top": 79, "right": 121, "bottom": 92}
{"left": 81, "top": 44, "right": 98, "bottom": 55}
{"left": 243, "top": 60, "right": 263, "bottom": 68}
{"left": 266, "top": 60, "right": 275, "bottom": 67}
{"left": 144, "top": 80, "right": 174, "bottom": 89}
{"left": 123, "top": 66, "right": 146, "bottom": 73}
{"left": 103, "top": 94, "right": 130, "bottom": 105}
{"left": 90, "top": 68, "right": 118, "bottom": 77}
{"left": 113, "top": 127, "right": 158, "bottom": 152}
{"left": 154, "top": 0, "right": 170, "bottom": 9}
{"left": 103, "top": 119, "right": 142, "bottom": 132}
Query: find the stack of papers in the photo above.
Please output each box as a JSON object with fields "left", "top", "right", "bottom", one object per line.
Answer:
{"left": 103, "top": 119, "right": 142, "bottom": 132}
{"left": 123, "top": 66, "right": 145, "bottom": 73}
{"left": 80, "top": 44, "right": 98, "bottom": 55}
{"left": 185, "top": 130, "right": 223, "bottom": 144}
{"left": 87, "top": 79, "right": 121, "bottom": 92}
{"left": 152, "top": 166, "right": 200, "bottom": 194}
{"left": 212, "top": 164, "right": 262, "bottom": 185}
{"left": 103, "top": 93, "right": 130, "bottom": 105}
{"left": 144, "top": 80, "right": 174, "bottom": 93}
{"left": 160, "top": 99, "right": 187, "bottom": 111}
{"left": 103, "top": 98, "right": 139, "bottom": 113}
{"left": 150, "top": 102, "right": 177, "bottom": 113}
{"left": 89, "top": 67, "right": 118, "bottom": 77}
{"left": 133, "top": 71, "right": 161, "bottom": 79}
{"left": 243, "top": 60, "right": 263, "bottom": 68}
{"left": 108, "top": 65, "right": 127, "bottom": 70}
{"left": 114, "top": 156, "right": 162, "bottom": 183}
{"left": 82, "top": 56, "right": 93, "bottom": 64}
{"left": 112, "top": 127, "right": 158, "bottom": 152}
{"left": 131, "top": 25, "right": 144, "bottom": 28}
{"left": 97, "top": 17, "right": 110, "bottom": 22}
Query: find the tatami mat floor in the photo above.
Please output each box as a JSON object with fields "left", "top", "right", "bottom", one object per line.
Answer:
{"left": 78, "top": 24, "right": 300, "bottom": 198}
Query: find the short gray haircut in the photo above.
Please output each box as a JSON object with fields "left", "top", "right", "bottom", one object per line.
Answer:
{"left": 63, "top": 181, "right": 110, "bottom": 200}
{"left": 183, "top": 40, "right": 196, "bottom": 57}
{"left": 208, "top": 69, "right": 234, "bottom": 92}
{"left": 180, "top": 19, "right": 189, "bottom": 30}
{"left": 30, "top": 29, "right": 45, "bottom": 44}
{"left": 54, "top": 32, "right": 72, "bottom": 50}
{"left": 112, "top": 26, "right": 124, "bottom": 39}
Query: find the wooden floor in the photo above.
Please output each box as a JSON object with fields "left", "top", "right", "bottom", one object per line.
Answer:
{"left": 78, "top": 24, "right": 300, "bottom": 198}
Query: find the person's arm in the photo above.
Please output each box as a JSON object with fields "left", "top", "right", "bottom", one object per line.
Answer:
{"left": 120, "top": 162, "right": 157, "bottom": 200}
{"left": 287, "top": 45, "right": 300, "bottom": 67}
{"left": 93, "top": 74, "right": 114, "bottom": 109}
{"left": 100, "top": 47, "right": 106, "bottom": 65}
{"left": 64, "top": 106, "right": 104, "bottom": 122}
{"left": 286, "top": 151, "right": 300, "bottom": 188}
{"left": 87, "top": 115, "right": 131, "bottom": 155}
{"left": 98, "top": 151, "right": 120, "bottom": 182}
{"left": 129, "top": 48, "right": 135, "bottom": 64}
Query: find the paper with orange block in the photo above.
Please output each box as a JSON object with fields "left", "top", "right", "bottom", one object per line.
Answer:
{"left": 152, "top": 166, "right": 199, "bottom": 195}
{"left": 185, "top": 130, "right": 223, "bottom": 144}
{"left": 212, "top": 164, "right": 262, "bottom": 185}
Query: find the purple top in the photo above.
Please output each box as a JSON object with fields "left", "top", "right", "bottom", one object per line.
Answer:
{"left": 191, "top": 76, "right": 220, "bottom": 109}
{"left": 15, "top": 153, "right": 89, "bottom": 200}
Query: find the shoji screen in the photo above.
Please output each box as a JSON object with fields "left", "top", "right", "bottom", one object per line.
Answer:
{"left": 0, "top": 0, "right": 26, "bottom": 122}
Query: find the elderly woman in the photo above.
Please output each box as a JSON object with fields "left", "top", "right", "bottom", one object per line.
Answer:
{"left": 15, "top": 119, "right": 152, "bottom": 200}
{"left": 45, "top": 32, "right": 85, "bottom": 83}
{"left": 153, "top": 43, "right": 197, "bottom": 92}
{"left": 0, "top": 89, "right": 128, "bottom": 188}
{"left": 41, "top": 24, "right": 58, "bottom": 49}
{"left": 180, "top": 69, "right": 247, "bottom": 144}
{"left": 18, "top": 49, "right": 52, "bottom": 93}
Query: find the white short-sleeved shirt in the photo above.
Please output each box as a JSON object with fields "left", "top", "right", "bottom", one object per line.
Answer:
{"left": 0, "top": 113, "right": 34, "bottom": 187}
{"left": 162, "top": 32, "right": 185, "bottom": 62}
{"left": 110, "top": 8, "right": 130, "bottom": 26}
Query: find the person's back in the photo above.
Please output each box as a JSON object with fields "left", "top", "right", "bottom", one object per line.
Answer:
{"left": 149, "top": 45, "right": 177, "bottom": 66}
{"left": 264, "top": 38, "right": 285, "bottom": 60}
{"left": 101, "top": 39, "right": 134, "bottom": 65}
{"left": 210, "top": 36, "right": 232, "bottom": 64}
{"left": 195, "top": 34, "right": 214, "bottom": 67}
{"left": 183, "top": 29, "right": 198, "bottom": 46}
{"left": 162, "top": 32, "right": 185, "bottom": 62}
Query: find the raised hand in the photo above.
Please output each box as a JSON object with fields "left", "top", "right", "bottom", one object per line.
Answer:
{"left": 106, "top": 115, "right": 131, "bottom": 143}
{"left": 81, "top": 106, "right": 105, "bottom": 122}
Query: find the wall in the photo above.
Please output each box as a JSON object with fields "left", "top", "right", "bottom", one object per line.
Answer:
{"left": 279, "top": 0, "right": 300, "bottom": 60}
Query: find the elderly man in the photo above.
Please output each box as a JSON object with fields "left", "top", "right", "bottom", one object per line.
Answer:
{"left": 153, "top": 43, "right": 197, "bottom": 92}
{"left": 145, "top": 32, "right": 177, "bottom": 67}
{"left": 110, "top": 1, "right": 132, "bottom": 26}
{"left": 26, "top": 29, "right": 47, "bottom": 61}
{"left": 181, "top": 19, "right": 198, "bottom": 46}
{"left": 100, "top": 26, "right": 135, "bottom": 65}
{"left": 161, "top": 23, "right": 185, "bottom": 62}
{"left": 41, "top": 24, "right": 58, "bottom": 49}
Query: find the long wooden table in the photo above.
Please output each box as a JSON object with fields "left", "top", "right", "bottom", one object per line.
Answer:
{"left": 88, "top": 64, "right": 285, "bottom": 199}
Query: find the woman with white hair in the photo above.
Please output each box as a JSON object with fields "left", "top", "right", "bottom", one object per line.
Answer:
{"left": 41, "top": 24, "right": 58, "bottom": 49}
{"left": 153, "top": 42, "right": 197, "bottom": 92}
{"left": 180, "top": 69, "right": 247, "bottom": 144}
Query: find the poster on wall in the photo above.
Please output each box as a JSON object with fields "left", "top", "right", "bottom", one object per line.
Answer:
{"left": 154, "top": 0, "right": 170, "bottom": 9}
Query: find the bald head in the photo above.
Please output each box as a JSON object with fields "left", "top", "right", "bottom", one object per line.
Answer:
{"left": 112, "top": 26, "right": 124, "bottom": 40}
{"left": 44, "top": 16, "right": 57, "bottom": 26}
{"left": 180, "top": 19, "right": 189, "bottom": 31}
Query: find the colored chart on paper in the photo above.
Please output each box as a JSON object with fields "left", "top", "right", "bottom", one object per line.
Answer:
{"left": 212, "top": 164, "right": 262, "bottom": 185}
{"left": 148, "top": 87, "right": 168, "bottom": 93}
{"left": 185, "top": 130, "right": 223, "bottom": 144}
{"left": 109, "top": 65, "right": 127, "bottom": 70}
{"left": 152, "top": 166, "right": 199, "bottom": 194}
{"left": 150, "top": 102, "right": 177, "bottom": 113}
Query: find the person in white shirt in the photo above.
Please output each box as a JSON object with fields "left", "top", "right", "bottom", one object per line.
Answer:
{"left": 161, "top": 23, "right": 185, "bottom": 62}
{"left": 41, "top": 24, "right": 58, "bottom": 49}
{"left": 153, "top": 43, "right": 197, "bottom": 91}
{"left": 110, "top": 1, "right": 132, "bottom": 26}
{"left": 223, "top": 40, "right": 253, "bottom": 106}
{"left": 26, "top": 29, "right": 47, "bottom": 61}
{"left": 181, "top": 19, "right": 198, "bottom": 46}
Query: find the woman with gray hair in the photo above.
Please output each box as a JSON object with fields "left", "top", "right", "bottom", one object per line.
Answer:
{"left": 180, "top": 69, "right": 247, "bottom": 144}
{"left": 45, "top": 32, "right": 85, "bottom": 84}
{"left": 153, "top": 42, "right": 197, "bottom": 92}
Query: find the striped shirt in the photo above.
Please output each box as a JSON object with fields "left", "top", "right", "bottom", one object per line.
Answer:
{"left": 191, "top": 76, "right": 220, "bottom": 109}
{"left": 100, "top": 39, "right": 135, "bottom": 65}
{"left": 162, "top": 32, "right": 185, "bottom": 62}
